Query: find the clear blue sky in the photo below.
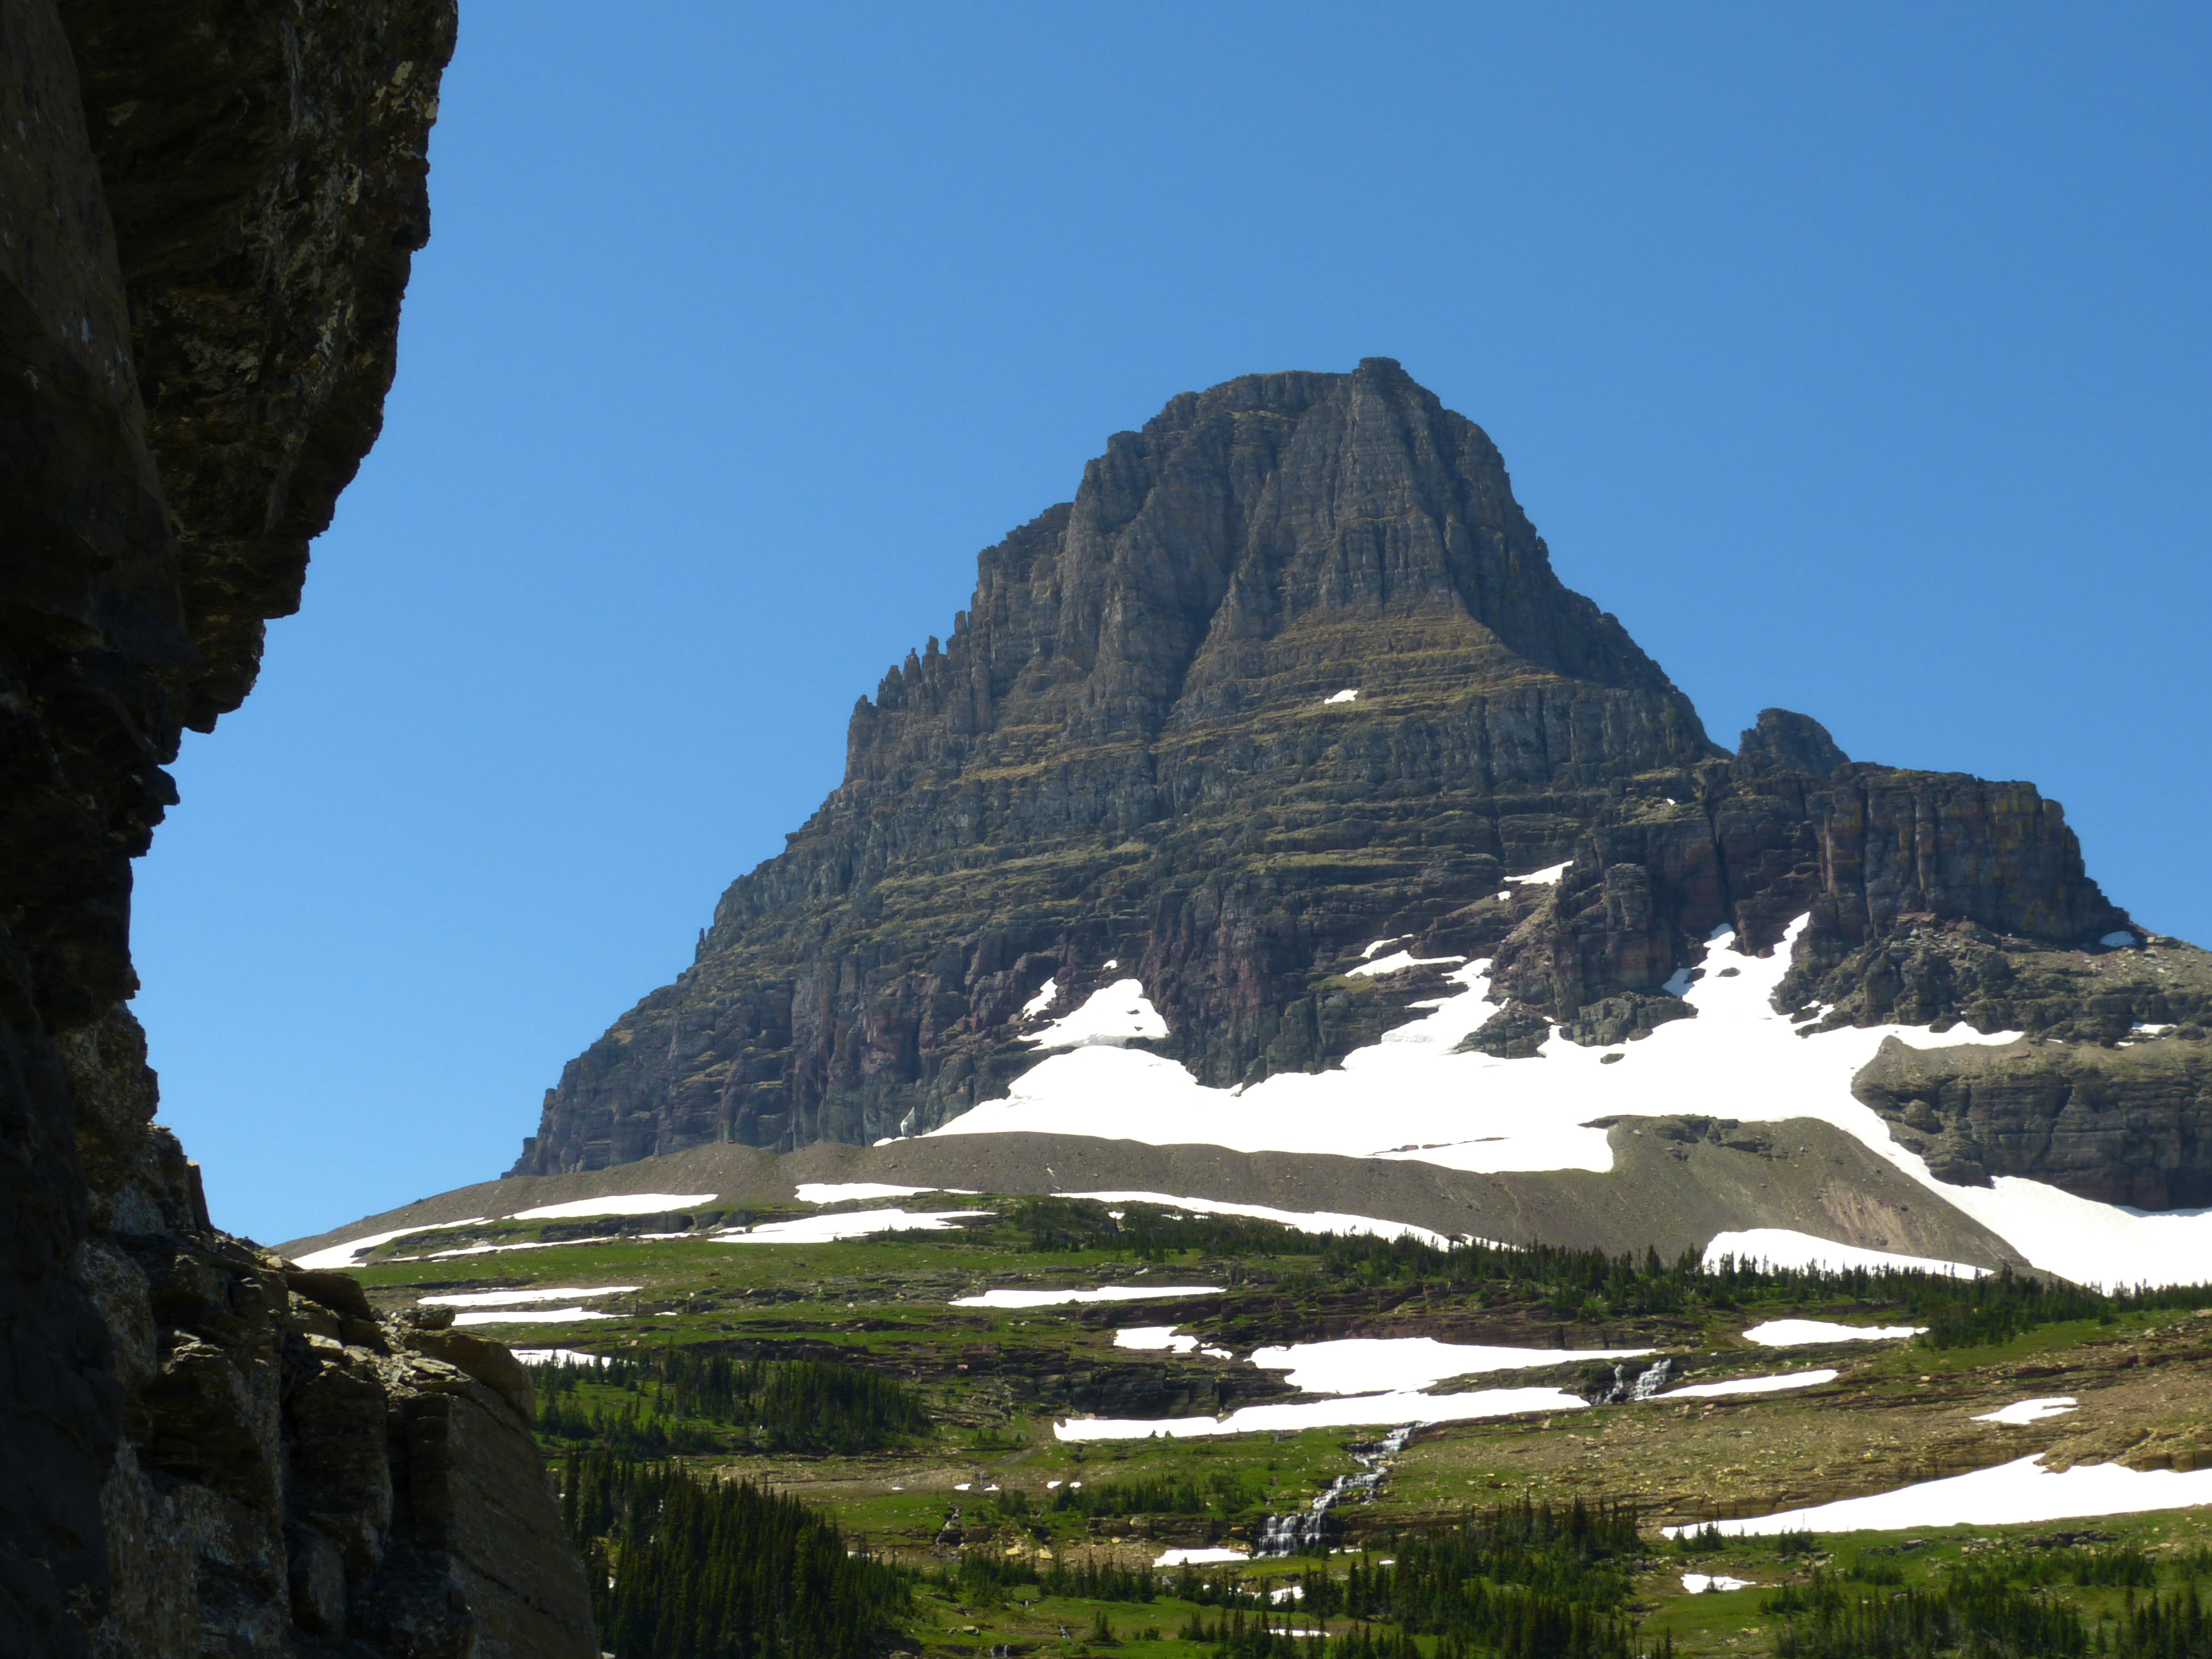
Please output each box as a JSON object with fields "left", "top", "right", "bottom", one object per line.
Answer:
{"left": 131, "top": 3, "right": 2212, "bottom": 1246}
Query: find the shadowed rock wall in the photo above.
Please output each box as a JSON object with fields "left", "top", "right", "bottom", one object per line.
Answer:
{"left": 1, "top": 3, "right": 596, "bottom": 1653}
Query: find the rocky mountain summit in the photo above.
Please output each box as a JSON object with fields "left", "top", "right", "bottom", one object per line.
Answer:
{"left": 513, "top": 362, "right": 2209, "bottom": 1206}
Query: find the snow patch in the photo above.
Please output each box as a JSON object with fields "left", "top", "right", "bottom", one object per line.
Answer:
{"left": 291, "top": 1219, "right": 489, "bottom": 1271}
{"left": 511, "top": 1349, "right": 606, "bottom": 1366}
{"left": 1666, "top": 1454, "right": 2212, "bottom": 1536}
{"left": 1027, "top": 979, "right": 1167, "bottom": 1050}
{"left": 955, "top": 1285, "right": 1221, "bottom": 1309}
{"left": 507, "top": 1193, "right": 717, "bottom": 1222}
{"left": 718, "top": 1208, "right": 989, "bottom": 1245}
{"left": 1056, "top": 1385, "right": 1587, "bottom": 1441}
{"left": 1063, "top": 1191, "right": 1458, "bottom": 1249}
{"left": 1116, "top": 1327, "right": 1201, "bottom": 1353}
{"left": 419, "top": 1285, "right": 638, "bottom": 1308}
{"left": 1156, "top": 1547, "right": 1248, "bottom": 1566}
{"left": 1975, "top": 1397, "right": 2079, "bottom": 1426}
{"left": 1505, "top": 862, "right": 1572, "bottom": 886}
{"left": 2101, "top": 932, "right": 2140, "bottom": 948}
{"left": 1657, "top": 1369, "right": 1838, "bottom": 1400}
{"left": 1324, "top": 689, "right": 1359, "bottom": 705}
{"left": 1248, "top": 1337, "right": 1652, "bottom": 1396}
{"left": 405, "top": 1234, "right": 619, "bottom": 1261}
{"left": 1743, "top": 1319, "right": 1926, "bottom": 1347}
{"left": 452, "top": 1307, "right": 618, "bottom": 1326}
{"left": 1021, "top": 978, "right": 1057, "bottom": 1018}
{"left": 1349, "top": 950, "right": 1466, "bottom": 979}
{"left": 1707, "top": 1230, "right": 1987, "bottom": 1279}
{"left": 1683, "top": 1574, "right": 1757, "bottom": 1594}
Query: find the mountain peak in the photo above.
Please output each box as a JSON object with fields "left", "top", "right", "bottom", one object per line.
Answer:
{"left": 513, "top": 364, "right": 2157, "bottom": 1188}
{"left": 848, "top": 364, "right": 1708, "bottom": 780}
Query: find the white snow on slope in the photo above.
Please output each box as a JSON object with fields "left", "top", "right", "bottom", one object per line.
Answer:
{"left": 406, "top": 1234, "right": 620, "bottom": 1261}
{"left": 1506, "top": 862, "right": 1572, "bottom": 886}
{"left": 717, "top": 1208, "right": 989, "bottom": 1244}
{"left": 1349, "top": 951, "right": 1467, "bottom": 979}
{"left": 1324, "top": 689, "right": 1359, "bottom": 705}
{"left": 954, "top": 1285, "right": 1220, "bottom": 1309}
{"left": 1248, "top": 1337, "right": 1651, "bottom": 1395}
{"left": 1116, "top": 1327, "right": 1201, "bottom": 1353}
{"left": 1022, "top": 978, "right": 1058, "bottom": 1018}
{"left": 932, "top": 919, "right": 2001, "bottom": 1187}
{"left": 292, "top": 1218, "right": 489, "bottom": 1270}
{"left": 1658, "top": 1369, "right": 1838, "bottom": 1400}
{"left": 1683, "top": 1574, "right": 1757, "bottom": 1594}
{"left": 419, "top": 1285, "right": 639, "bottom": 1307}
{"left": 1975, "top": 1397, "right": 2079, "bottom": 1425}
{"left": 508, "top": 1193, "right": 718, "bottom": 1221}
{"left": 1665, "top": 1454, "right": 2212, "bottom": 1537}
{"left": 1058, "top": 1191, "right": 1457, "bottom": 1249}
{"left": 931, "top": 916, "right": 2212, "bottom": 1288}
{"left": 1743, "top": 1319, "right": 1926, "bottom": 1347}
{"left": 1707, "top": 1229, "right": 1987, "bottom": 1279}
{"left": 1057, "top": 1384, "right": 1585, "bottom": 1441}
{"left": 1029, "top": 980, "right": 1168, "bottom": 1049}
{"left": 452, "top": 1307, "right": 617, "bottom": 1326}
{"left": 1157, "top": 1547, "right": 1249, "bottom": 1566}
{"left": 511, "top": 1349, "right": 606, "bottom": 1366}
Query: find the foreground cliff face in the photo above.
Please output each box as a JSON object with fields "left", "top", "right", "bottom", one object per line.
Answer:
{"left": 1, "top": 4, "right": 595, "bottom": 1654}
{"left": 514, "top": 361, "right": 2209, "bottom": 1209}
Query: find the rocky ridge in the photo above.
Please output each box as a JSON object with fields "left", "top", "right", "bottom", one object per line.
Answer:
{"left": 1, "top": 4, "right": 594, "bottom": 1654}
{"left": 513, "top": 363, "right": 2206, "bottom": 1210}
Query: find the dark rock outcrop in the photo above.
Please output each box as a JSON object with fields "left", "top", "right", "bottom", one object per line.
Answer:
{"left": 1, "top": 3, "right": 596, "bottom": 1654}
{"left": 512, "top": 364, "right": 2189, "bottom": 1199}
{"left": 69, "top": 1012, "right": 596, "bottom": 1658}
{"left": 1854, "top": 1029, "right": 2212, "bottom": 1208}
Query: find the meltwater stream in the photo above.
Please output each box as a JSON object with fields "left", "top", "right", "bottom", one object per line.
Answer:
{"left": 1255, "top": 1424, "right": 1417, "bottom": 1556}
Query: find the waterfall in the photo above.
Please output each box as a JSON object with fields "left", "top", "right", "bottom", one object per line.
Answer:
{"left": 1255, "top": 1424, "right": 1417, "bottom": 1556}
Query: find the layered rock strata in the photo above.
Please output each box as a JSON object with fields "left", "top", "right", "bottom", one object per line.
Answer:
{"left": 1, "top": 3, "right": 596, "bottom": 1653}
{"left": 513, "top": 363, "right": 2206, "bottom": 1208}
{"left": 70, "top": 1014, "right": 595, "bottom": 1658}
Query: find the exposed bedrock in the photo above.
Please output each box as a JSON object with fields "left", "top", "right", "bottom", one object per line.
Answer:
{"left": 2, "top": 3, "right": 594, "bottom": 1653}
{"left": 512, "top": 371, "right": 2192, "bottom": 1202}
{"left": 1854, "top": 1033, "right": 2212, "bottom": 1209}
{"left": 69, "top": 1013, "right": 596, "bottom": 1659}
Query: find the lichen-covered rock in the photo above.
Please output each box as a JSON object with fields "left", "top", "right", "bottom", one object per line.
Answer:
{"left": 512, "top": 368, "right": 2172, "bottom": 1199}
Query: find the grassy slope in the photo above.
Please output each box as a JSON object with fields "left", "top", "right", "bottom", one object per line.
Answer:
{"left": 341, "top": 1196, "right": 2212, "bottom": 1657}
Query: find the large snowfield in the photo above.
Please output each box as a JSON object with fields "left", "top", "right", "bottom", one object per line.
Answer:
{"left": 930, "top": 918, "right": 2212, "bottom": 1290}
